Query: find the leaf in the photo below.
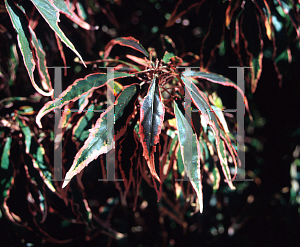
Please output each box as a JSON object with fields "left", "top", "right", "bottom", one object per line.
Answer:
{"left": 181, "top": 75, "right": 235, "bottom": 189}
{"left": 73, "top": 104, "right": 95, "bottom": 144}
{"left": 52, "top": 0, "right": 98, "bottom": 30}
{"left": 29, "top": 0, "right": 86, "bottom": 66}
{"left": 126, "top": 54, "right": 148, "bottom": 67}
{"left": 253, "top": 0, "right": 272, "bottom": 40}
{"left": 139, "top": 78, "right": 165, "bottom": 182}
{"left": 277, "top": 0, "right": 299, "bottom": 37}
{"left": 4, "top": 0, "right": 53, "bottom": 96}
{"left": 225, "top": 0, "right": 241, "bottom": 28}
{"left": 240, "top": 1, "right": 263, "bottom": 93}
{"left": 29, "top": 28, "right": 53, "bottom": 92}
{"left": 16, "top": 117, "right": 32, "bottom": 154}
{"left": 62, "top": 84, "right": 139, "bottom": 188}
{"left": 0, "top": 137, "right": 14, "bottom": 204}
{"left": 33, "top": 146, "right": 56, "bottom": 192}
{"left": 183, "top": 70, "right": 252, "bottom": 121}
{"left": 36, "top": 72, "right": 134, "bottom": 128}
{"left": 162, "top": 51, "right": 176, "bottom": 64}
{"left": 104, "top": 37, "right": 149, "bottom": 59}
{"left": 174, "top": 102, "right": 203, "bottom": 213}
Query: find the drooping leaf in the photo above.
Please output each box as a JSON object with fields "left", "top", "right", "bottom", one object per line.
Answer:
{"left": 139, "top": 78, "right": 165, "bottom": 182}
{"left": 253, "top": 0, "right": 273, "bottom": 40}
{"left": 183, "top": 68, "right": 252, "bottom": 121}
{"left": 33, "top": 146, "right": 56, "bottom": 192}
{"left": 240, "top": 1, "right": 263, "bottom": 93}
{"left": 225, "top": 0, "right": 241, "bottom": 28}
{"left": 104, "top": 37, "right": 149, "bottom": 59}
{"left": 29, "top": 28, "right": 53, "bottom": 93}
{"left": 16, "top": 117, "right": 32, "bottom": 154}
{"left": 62, "top": 84, "right": 139, "bottom": 188}
{"left": 52, "top": 0, "right": 98, "bottom": 30}
{"left": 0, "top": 137, "right": 14, "bottom": 205}
{"left": 181, "top": 75, "right": 235, "bottom": 189}
{"left": 4, "top": 0, "right": 52, "bottom": 96}
{"left": 29, "top": 0, "right": 86, "bottom": 66}
{"left": 36, "top": 72, "right": 134, "bottom": 128}
{"left": 174, "top": 101, "right": 203, "bottom": 213}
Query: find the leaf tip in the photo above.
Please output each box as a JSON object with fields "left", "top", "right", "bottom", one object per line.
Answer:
{"left": 62, "top": 180, "right": 69, "bottom": 188}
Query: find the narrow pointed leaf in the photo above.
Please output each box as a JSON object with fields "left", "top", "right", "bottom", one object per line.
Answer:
{"left": 29, "top": 28, "right": 52, "bottom": 92}
{"left": 62, "top": 84, "right": 139, "bottom": 187}
{"left": 4, "top": 0, "right": 52, "bottom": 96}
{"left": 139, "top": 78, "right": 165, "bottom": 182}
{"left": 104, "top": 37, "right": 149, "bottom": 59}
{"left": 36, "top": 72, "right": 134, "bottom": 128}
{"left": 241, "top": 1, "right": 263, "bottom": 93}
{"left": 0, "top": 137, "right": 14, "bottom": 204}
{"left": 174, "top": 102, "right": 203, "bottom": 213}
{"left": 182, "top": 75, "right": 235, "bottom": 189}
{"left": 52, "top": 0, "right": 98, "bottom": 30}
{"left": 183, "top": 70, "right": 252, "bottom": 120}
{"left": 225, "top": 0, "right": 241, "bottom": 28}
{"left": 29, "top": 0, "right": 86, "bottom": 66}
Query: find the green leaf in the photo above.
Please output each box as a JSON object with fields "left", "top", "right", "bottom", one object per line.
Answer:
{"left": 183, "top": 70, "right": 252, "bottom": 121}
{"left": 36, "top": 72, "right": 134, "bottom": 128}
{"left": 30, "top": 0, "right": 86, "bottom": 66}
{"left": 104, "top": 37, "right": 149, "bottom": 58}
{"left": 139, "top": 78, "right": 165, "bottom": 182}
{"left": 33, "top": 146, "right": 56, "bottom": 192}
{"left": 174, "top": 102, "right": 203, "bottom": 213}
{"left": 29, "top": 29, "right": 52, "bottom": 92}
{"left": 1, "top": 137, "right": 12, "bottom": 170}
{"left": 162, "top": 51, "right": 176, "bottom": 64}
{"left": 4, "top": 0, "right": 52, "bottom": 96}
{"left": 73, "top": 104, "right": 95, "bottom": 143}
{"left": 62, "top": 84, "right": 139, "bottom": 188}
{"left": 16, "top": 117, "right": 32, "bottom": 154}
{"left": 52, "top": 0, "right": 98, "bottom": 30}
{"left": 181, "top": 75, "right": 236, "bottom": 190}
{"left": 0, "top": 137, "right": 14, "bottom": 205}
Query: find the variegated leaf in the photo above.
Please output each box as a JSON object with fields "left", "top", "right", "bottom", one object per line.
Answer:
{"left": 174, "top": 101, "right": 203, "bottom": 213}
{"left": 36, "top": 72, "right": 134, "bottom": 128}
{"left": 62, "top": 84, "right": 139, "bottom": 188}
{"left": 139, "top": 78, "right": 165, "bottom": 182}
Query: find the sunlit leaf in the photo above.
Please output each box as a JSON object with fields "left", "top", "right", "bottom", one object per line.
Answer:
{"left": 62, "top": 84, "right": 139, "bottom": 188}
{"left": 181, "top": 75, "right": 235, "bottom": 189}
{"left": 162, "top": 51, "right": 176, "bottom": 64}
{"left": 225, "top": 0, "right": 241, "bottom": 28}
{"left": 16, "top": 117, "right": 32, "bottom": 154}
{"left": 29, "top": 28, "right": 52, "bottom": 93}
{"left": 174, "top": 101, "right": 203, "bottom": 213}
{"left": 52, "top": 0, "right": 98, "bottom": 30}
{"left": 36, "top": 72, "right": 134, "bottom": 128}
{"left": 30, "top": 0, "right": 86, "bottom": 66}
{"left": 104, "top": 37, "right": 149, "bottom": 59}
{"left": 139, "top": 78, "right": 165, "bottom": 182}
{"left": 4, "top": 0, "right": 52, "bottom": 96}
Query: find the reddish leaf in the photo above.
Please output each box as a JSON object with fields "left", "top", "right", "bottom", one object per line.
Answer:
{"left": 240, "top": 1, "right": 263, "bottom": 93}
{"left": 104, "top": 37, "right": 149, "bottom": 59}
{"left": 139, "top": 78, "right": 165, "bottom": 182}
